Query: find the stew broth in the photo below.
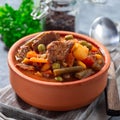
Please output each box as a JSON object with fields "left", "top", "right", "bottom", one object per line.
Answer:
{"left": 15, "top": 31, "right": 105, "bottom": 82}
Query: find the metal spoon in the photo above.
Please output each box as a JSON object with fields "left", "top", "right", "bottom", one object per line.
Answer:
{"left": 89, "top": 16, "right": 119, "bottom": 52}
{"left": 89, "top": 16, "right": 120, "bottom": 116}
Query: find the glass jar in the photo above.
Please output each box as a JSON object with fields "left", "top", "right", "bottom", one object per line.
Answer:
{"left": 31, "top": 0, "right": 78, "bottom": 32}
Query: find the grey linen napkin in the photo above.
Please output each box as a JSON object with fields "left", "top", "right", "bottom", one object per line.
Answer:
{"left": 0, "top": 48, "right": 120, "bottom": 120}
{"left": 0, "top": 85, "right": 99, "bottom": 120}
{"left": 0, "top": 85, "right": 108, "bottom": 120}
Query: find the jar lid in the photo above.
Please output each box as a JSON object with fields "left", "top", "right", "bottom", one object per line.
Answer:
{"left": 31, "top": 0, "right": 77, "bottom": 20}
{"left": 31, "top": 0, "right": 51, "bottom": 20}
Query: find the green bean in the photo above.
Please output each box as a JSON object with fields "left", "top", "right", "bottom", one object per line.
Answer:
{"left": 92, "top": 59, "right": 104, "bottom": 71}
{"left": 55, "top": 76, "right": 63, "bottom": 81}
{"left": 75, "top": 69, "right": 94, "bottom": 79}
{"left": 53, "top": 66, "right": 85, "bottom": 76}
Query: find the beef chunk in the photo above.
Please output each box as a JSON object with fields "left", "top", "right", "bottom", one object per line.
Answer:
{"left": 16, "top": 63, "right": 35, "bottom": 71}
{"left": 15, "top": 45, "right": 31, "bottom": 62}
{"left": 46, "top": 40, "right": 74, "bottom": 63}
{"left": 32, "top": 31, "right": 60, "bottom": 52}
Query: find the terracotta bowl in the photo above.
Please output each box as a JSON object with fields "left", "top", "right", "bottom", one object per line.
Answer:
{"left": 8, "top": 31, "right": 111, "bottom": 111}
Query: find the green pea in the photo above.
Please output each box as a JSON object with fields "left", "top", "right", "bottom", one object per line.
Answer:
{"left": 65, "top": 35, "right": 74, "bottom": 40}
{"left": 52, "top": 63, "right": 60, "bottom": 69}
{"left": 79, "top": 40, "right": 87, "bottom": 45}
{"left": 55, "top": 76, "right": 63, "bottom": 81}
{"left": 80, "top": 40, "right": 92, "bottom": 50}
{"left": 86, "top": 43, "right": 92, "bottom": 50}
{"left": 38, "top": 44, "right": 45, "bottom": 52}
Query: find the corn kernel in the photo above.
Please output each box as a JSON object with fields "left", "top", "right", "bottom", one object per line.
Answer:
{"left": 77, "top": 61, "right": 87, "bottom": 69}
{"left": 95, "top": 54, "right": 103, "bottom": 59}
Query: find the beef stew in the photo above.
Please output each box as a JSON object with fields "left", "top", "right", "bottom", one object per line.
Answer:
{"left": 15, "top": 31, "right": 105, "bottom": 82}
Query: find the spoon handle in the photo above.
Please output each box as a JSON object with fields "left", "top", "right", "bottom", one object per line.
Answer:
{"left": 105, "top": 61, "right": 120, "bottom": 116}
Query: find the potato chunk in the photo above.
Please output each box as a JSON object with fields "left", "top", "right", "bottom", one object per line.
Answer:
{"left": 72, "top": 43, "right": 89, "bottom": 60}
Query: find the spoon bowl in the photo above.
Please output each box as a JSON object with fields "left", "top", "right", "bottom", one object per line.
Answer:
{"left": 89, "top": 16, "right": 119, "bottom": 51}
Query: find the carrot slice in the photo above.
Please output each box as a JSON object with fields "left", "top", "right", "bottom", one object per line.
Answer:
{"left": 30, "top": 57, "right": 48, "bottom": 63}
{"left": 41, "top": 63, "right": 51, "bottom": 72}
{"left": 66, "top": 52, "right": 75, "bottom": 67}
{"left": 22, "top": 58, "right": 31, "bottom": 64}
{"left": 91, "top": 45, "right": 98, "bottom": 52}
{"left": 26, "top": 51, "right": 37, "bottom": 58}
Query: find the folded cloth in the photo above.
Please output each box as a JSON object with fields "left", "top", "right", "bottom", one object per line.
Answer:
{"left": 0, "top": 48, "right": 120, "bottom": 120}
{"left": 0, "top": 112, "right": 16, "bottom": 120}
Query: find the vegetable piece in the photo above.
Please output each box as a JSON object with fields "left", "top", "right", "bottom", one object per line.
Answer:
{"left": 92, "top": 59, "right": 104, "bottom": 71}
{"left": 55, "top": 76, "right": 63, "bottom": 81}
{"left": 52, "top": 63, "right": 60, "bottom": 69}
{"left": 38, "top": 44, "right": 46, "bottom": 52}
{"left": 79, "top": 40, "right": 92, "bottom": 50}
{"left": 91, "top": 45, "right": 98, "bottom": 52}
{"left": 62, "top": 62, "right": 68, "bottom": 67}
{"left": 42, "top": 70, "right": 53, "bottom": 78}
{"left": 22, "top": 58, "right": 31, "bottom": 64}
{"left": 75, "top": 69, "right": 95, "bottom": 79}
{"left": 95, "top": 54, "right": 103, "bottom": 59}
{"left": 40, "top": 54, "right": 47, "bottom": 59}
{"left": 82, "top": 56, "right": 94, "bottom": 67}
{"left": 34, "top": 71, "right": 42, "bottom": 77}
{"left": 26, "top": 51, "right": 37, "bottom": 58}
{"left": 66, "top": 52, "right": 75, "bottom": 67}
{"left": 72, "top": 43, "right": 89, "bottom": 60}
{"left": 91, "top": 53, "right": 104, "bottom": 71}
{"left": 77, "top": 61, "right": 86, "bottom": 69}
{"left": 53, "top": 66, "right": 85, "bottom": 76}
{"left": 30, "top": 57, "right": 48, "bottom": 63}
{"left": 41, "top": 63, "right": 51, "bottom": 72}
{"left": 65, "top": 35, "right": 74, "bottom": 40}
